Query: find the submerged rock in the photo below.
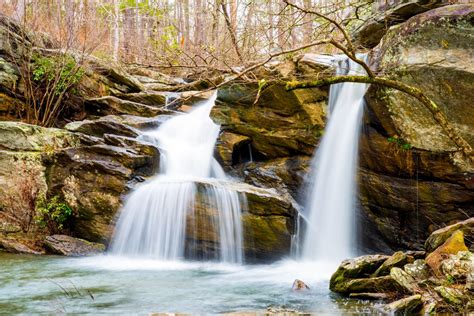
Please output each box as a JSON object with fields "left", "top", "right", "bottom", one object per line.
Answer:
{"left": 292, "top": 279, "right": 310, "bottom": 291}
{"left": 44, "top": 235, "right": 105, "bottom": 256}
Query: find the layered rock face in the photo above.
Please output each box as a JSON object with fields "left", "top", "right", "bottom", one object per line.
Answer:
{"left": 187, "top": 181, "right": 298, "bottom": 262}
{"left": 359, "top": 4, "right": 474, "bottom": 252}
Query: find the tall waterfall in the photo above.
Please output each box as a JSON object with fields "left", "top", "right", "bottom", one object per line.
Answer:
{"left": 302, "top": 55, "right": 368, "bottom": 262}
{"left": 110, "top": 93, "right": 244, "bottom": 264}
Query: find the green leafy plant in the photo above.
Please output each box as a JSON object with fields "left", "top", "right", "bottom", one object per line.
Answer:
{"left": 35, "top": 195, "right": 73, "bottom": 234}
{"left": 387, "top": 136, "right": 412, "bottom": 151}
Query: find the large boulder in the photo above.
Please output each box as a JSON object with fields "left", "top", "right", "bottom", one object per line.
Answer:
{"left": 359, "top": 4, "right": 474, "bottom": 252}
{"left": 186, "top": 180, "right": 298, "bottom": 262}
{"left": 212, "top": 82, "right": 328, "bottom": 159}
{"left": 352, "top": 0, "right": 448, "bottom": 48}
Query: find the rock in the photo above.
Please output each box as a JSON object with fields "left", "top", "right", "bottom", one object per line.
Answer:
{"left": 329, "top": 254, "right": 390, "bottom": 294}
{"left": 353, "top": 0, "right": 448, "bottom": 48}
{"left": 425, "top": 218, "right": 474, "bottom": 252}
{"left": 212, "top": 82, "right": 327, "bottom": 159}
{"left": 292, "top": 279, "right": 310, "bottom": 291}
{"left": 384, "top": 294, "right": 422, "bottom": 315}
{"left": 426, "top": 230, "right": 468, "bottom": 275}
{"left": 359, "top": 4, "right": 474, "bottom": 252}
{"left": 114, "top": 91, "right": 168, "bottom": 106}
{"left": 186, "top": 180, "right": 297, "bottom": 263}
{"left": 0, "top": 121, "right": 80, "bottom": 152}
{"left": 467, "top": 268, "right": 474, "bottom": 291}
{"left": 85, "top": 96, "right": 173, "bottom": 117}
{"left": 64, "top": 118, "right": 139, "bottom": 138}
{"left": 0, "top": 238, "right": 43, "bottom": 255}
{"left": 102, "top": 114, "right": 172, "bottom": 129}
{"left": 349, "top": 292, "right": 389, "bottom": 300}
{"left": 85, "top": 56, "right": 143, "bottom": 93}
{"left": 373, "top": 251, "right": 415, "bottom": 276}
{"left": 43, "top": 142, "right": 159, "bottom": 242}
{"left": 441, "top": 251, "right": 473, "bottom": 281}
{"left": 390, "top": 267, "right": 419, "bottom": 294}
{"left": 44, "top": 234, "right": 105, "bottom": 256}
{"left": 331, "top": 275, "right": 398, "bottom": 295}
{"left": 236, "top": 156, "right": 311, "bottom": 203}
{"left": 404, "top": 259, "right": 430, "bottom": 280}
{"left": 215, "top": 131, "right": 251, "bottom": 167}
{"left": 434, "top": 286, "right": 467, "bottom": 306}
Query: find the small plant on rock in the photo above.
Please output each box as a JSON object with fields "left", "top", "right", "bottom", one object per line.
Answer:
{"left": 35, "top": 195, "right": 73, "bottom": 234}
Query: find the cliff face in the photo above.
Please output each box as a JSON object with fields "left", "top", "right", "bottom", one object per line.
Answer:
{"left": 0, "top": 5, "right": 473, "bottom": 259}
{"left": 359, "top": 5, "right": 474, "bottom": 252}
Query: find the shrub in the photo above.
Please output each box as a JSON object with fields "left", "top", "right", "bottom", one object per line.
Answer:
{"left": 35, "top": 195, "right": 73, "bottom": 234}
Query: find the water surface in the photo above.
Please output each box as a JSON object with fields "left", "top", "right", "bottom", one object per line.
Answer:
{"left": 0, "top": 253, "right": 382, "bottom": 314}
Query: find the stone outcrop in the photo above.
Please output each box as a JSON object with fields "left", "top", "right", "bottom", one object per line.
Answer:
{"left": 44, "top": 234, "right": 105, "bottom": 256}
{"left": 188, "top": 180, "right": 298, "bottom": 262}
{"left": 330, "top": 221, "right": 474, "bottom": 313}
{"left": 359, "top": 4, "right": 474, "bottom": 252}
{"left": 0, "top": 120, "right": 159, "bottom": 245}
{"left": 212, "top": 81, "right": 327, "bottom": 159}
{"left": 352, "top": 0, "right": 449, "bottom": 48}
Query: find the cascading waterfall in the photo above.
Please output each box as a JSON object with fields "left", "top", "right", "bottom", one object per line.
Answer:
{"left": 110, "top": 92, "right": 244, "bottom": 264}
{"left": 302, "top": 55, "right": 368, "bottom": 263}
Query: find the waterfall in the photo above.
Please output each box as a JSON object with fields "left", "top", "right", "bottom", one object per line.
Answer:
{"left": 302, "top": 55, "right": 368, "bottom": 263}
{"left": 110, "top": 92, "right": 244, "bottom": 264}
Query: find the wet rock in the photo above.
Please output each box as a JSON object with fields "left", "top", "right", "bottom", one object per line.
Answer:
{"left": 390, "top": 267, "right": 419, "bottom": 294}
{"left": 426, "top": 230, "right": 468, "bottom": 275}
{"left": 44, "top": 234, "right": 105, "bottom": 256}
{"left": 425, "top": 218, "right": 474, "bottom": 253}
{"left": 373, "top": 251, "right": 415, "bottom": 277}
{"left": 0, "top": 238, "right": 43, "bottom": 255}
{"left": 349, "top": 292, "right": 389, "bottom": 300}
{"left": 85, "top": 96, "right": 172, "bottom": 117}
{"left": 187, "top": 180, "right": 297, "bottom": 263}
{"left": 404, "top": 259, "right": 430, "bottom": 280}
{"left": 441, "top": 251, "right": 473, "bottom": 281}
{"left": 434, "top": 286, "right": 467, "bottom": 306}
{"left": 329, "top": 254, "right": 391, "bottom": 294}
{"left": 65, "top": 118, "right": 139, "bottom": 138}
{"left": 292, "top": 279, "right": 310, "bottom": 291}
{"left": 384, "top": 294, "right": 422, "bottom": 315}
{"left": 331, "top": 275, "right": 398, "bottom": 295}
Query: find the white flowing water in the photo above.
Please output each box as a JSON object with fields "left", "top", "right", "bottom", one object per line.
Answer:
{"left": 302, "top": 55, "right": 369, "bottom": 263}
{"left": 110, "top": 92, "right": 244, "bottom": 263}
